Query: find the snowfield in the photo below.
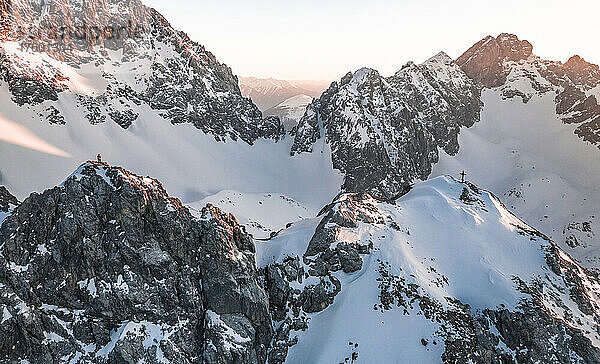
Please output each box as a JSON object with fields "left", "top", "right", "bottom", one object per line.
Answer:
{"left": 188, "top": 190, "right": 315, "bottom": 240}
{"left": 433, "top": 88, "right": 600, "bottom": 270}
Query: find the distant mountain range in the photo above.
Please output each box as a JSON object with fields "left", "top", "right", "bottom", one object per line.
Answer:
{"left": 238, "top": 77, "right": 330, "bottom": 111}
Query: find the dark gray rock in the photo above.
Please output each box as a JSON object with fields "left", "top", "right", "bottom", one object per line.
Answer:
{"left": 0, "top": 186, "right": 18, "bottom": 213}
{"left": 0, "top": 161, "right": 272, "bottom": 363}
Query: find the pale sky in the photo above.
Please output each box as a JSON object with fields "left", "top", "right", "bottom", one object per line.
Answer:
{"left": 142, "top": 0, "right": 600, "bottom": 81}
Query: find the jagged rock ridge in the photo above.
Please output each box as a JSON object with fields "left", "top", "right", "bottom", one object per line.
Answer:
{"left": 0, "top": 186, "right": 18, "bottom": 213}
{"left": 0, "top": 0, "right": 283, "bottom": 143}
{"left": 457, "top": 33, "right": 600, "bottom": 147}
{"left": 291, "top": 52, "right": 482, "bottom": 199}
{"left": 0, "top": 162, "right": 272, "bottom": 363}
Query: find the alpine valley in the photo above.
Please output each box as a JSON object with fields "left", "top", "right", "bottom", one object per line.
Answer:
{"left": 0, "top": 0, "right": 599, "bottom": 363}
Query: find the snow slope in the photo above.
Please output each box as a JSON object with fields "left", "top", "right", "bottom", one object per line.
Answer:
{"left": 258, "top": 176, "right": 600, "bottom": 363}
{"left": 432, "top": 88, "right": 600, "bottom": 270}
{"left": 0, "top": 80, "right": 341, "bottom": 211}
{"left": 188, "top": 190, "right": 314, "bottom": 240}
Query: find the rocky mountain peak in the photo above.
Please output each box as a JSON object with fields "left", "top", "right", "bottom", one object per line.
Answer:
{"left": 291, "top": 54, "right": 481, "bottom": 199}
{"left": 0, "top": 161, "right": 273, "bottom": 363}
{"left": 424, "top": 51, "right": 453, "bottom": 65}
{"left": 563, "top": 54, "right": 600, "bottom": 87}
{"left": 0, "top": 0, "right": 284, "bottom": 144}
{"left": 455, "top": 33, "right": 600, "bottom": 148}
{"left": 457, "top": 33, "right": 533, "bottom": 87}
{"left": 339, "top": 67, "right": 379, "bottom": 87}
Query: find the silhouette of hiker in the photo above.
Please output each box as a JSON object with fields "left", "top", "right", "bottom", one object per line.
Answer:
{"left": 97, "top": 154, "right": 102, "bottom": 163}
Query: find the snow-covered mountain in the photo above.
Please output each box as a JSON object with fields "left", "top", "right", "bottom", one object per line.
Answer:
{"left": 0, "top": 0, "right": 342, "bottom": 214}
{"left": 3, "top": 163, "right": 599, "bottom": 363}
{"left": 239, "top": 77, "right": 329, "bottom": 111}
{"left": 436, "top": 34, "right": 600, "bottom": 270}
{"left": 456, "top": 33, "right": 600, "bottom": 146}
{"left": 259, "top": 176, "right": 600, "bottom": 363}
{"left": 264, "top": 94, "right": 314, "bottom": 130}
{"left": 2, "top": 0, "right": 600, "bottom": 360}
{"left": 0, "top": 0, "right": 283, "bottom": 143}
{"left": 291, "top": 52, "right": 482, "bottom": 199}
{"left": 292, "top": 34, "right": 600, "bottom": 272}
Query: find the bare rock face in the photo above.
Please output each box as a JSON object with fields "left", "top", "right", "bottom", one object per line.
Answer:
{"left": 456, "top": 33, "right": 533, "bottom": 88}
{"left": 291, "top": 53, "right": 482, "bottom": 199}
{"left": 0, "top": 162, "right": 272, "bottom": 363}
{"left": 0, "top": 0, "right": 284, "bottom": 144}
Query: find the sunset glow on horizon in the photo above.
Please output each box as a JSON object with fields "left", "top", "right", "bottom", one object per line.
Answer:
{"left": 143, "top": 0, "right": 600, "bottom": 81}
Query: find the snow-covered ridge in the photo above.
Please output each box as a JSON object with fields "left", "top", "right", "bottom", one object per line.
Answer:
{"left": 427, "top": 33, "right": 600, "bottom": 271}
{"left": 259, "top": 176, "right": 600, "bottom": 363}
{"left": 432, "top": 85, "right": 600, "bottom": 272}
{"left": 0, "top": 0, "right": 284, "bottom": 144}
{"left": 188, "top": 190, "right": 314, "bottom": 240}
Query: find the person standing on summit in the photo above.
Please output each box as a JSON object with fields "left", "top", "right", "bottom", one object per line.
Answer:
{"left": 97, "top": 154, "right": 102, "bottom": 163}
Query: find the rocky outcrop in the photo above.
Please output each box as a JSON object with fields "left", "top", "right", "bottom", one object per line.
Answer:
{"left": 291, "top": 53, "right": 481, "bottom": 199}
{"left": 0, "top": 0, "right": 284, "bottom": 144}
{"left": 0, "top": 186, "right": 18, "bottom": 213}
{"left": 0, "top": 162, "right": 272, "bottom": 363}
